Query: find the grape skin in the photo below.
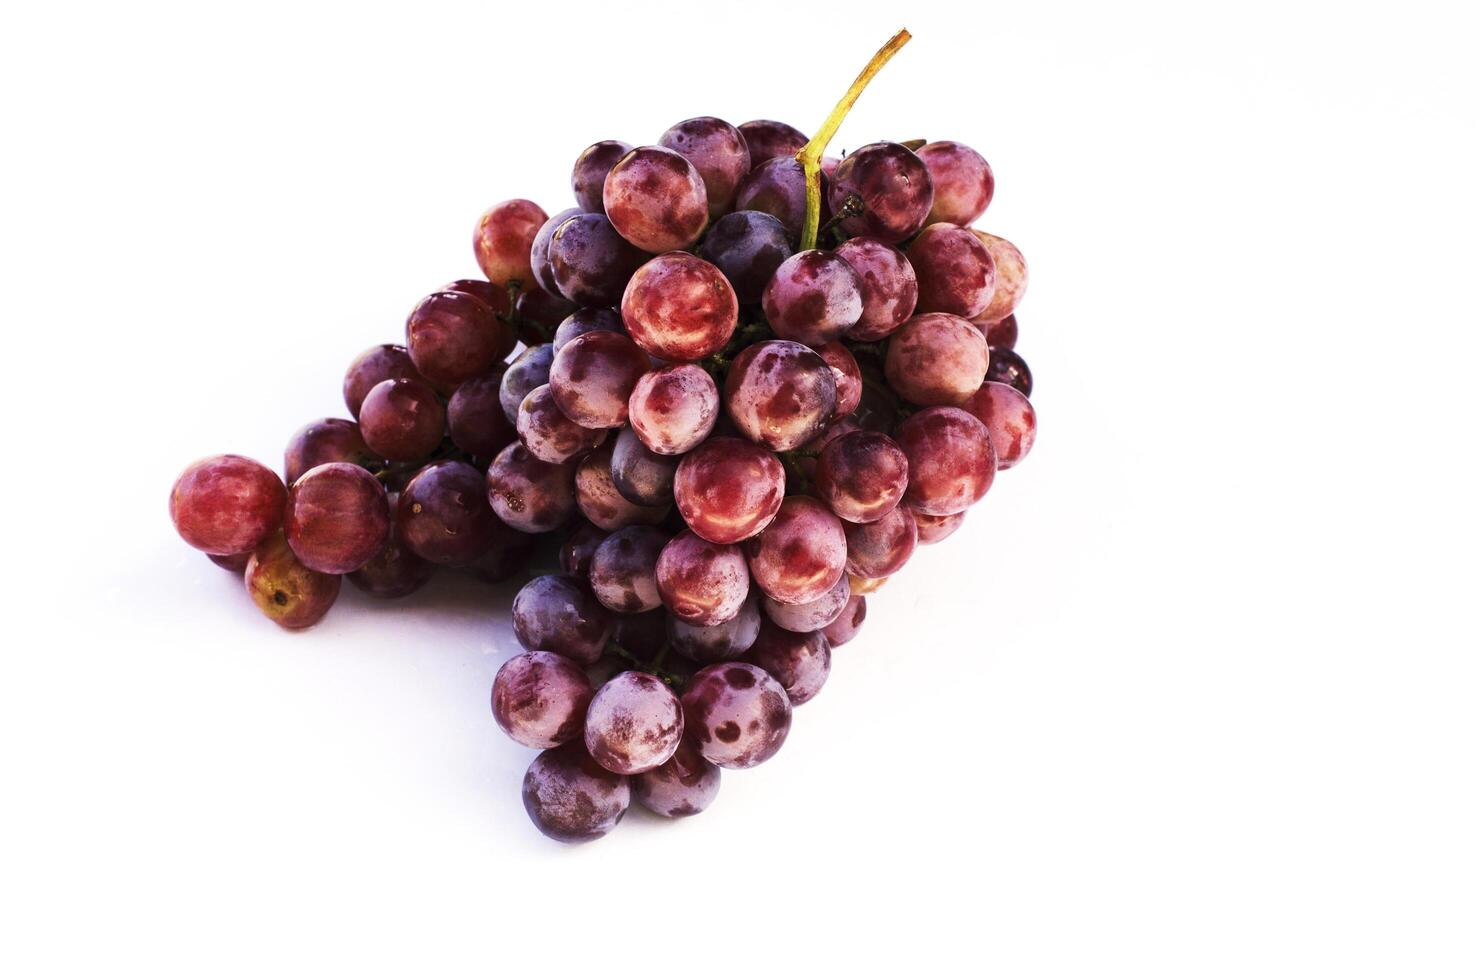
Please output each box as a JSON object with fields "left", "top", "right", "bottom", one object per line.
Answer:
{"left": 620, "top": 253, "right": 738, "bottom": 362}
{"left": 913, "top": 508, "right": 966, "bottom": 545}
{"left": 763, "top": 572, "right": 851, "bottom": 633}
{"left": 347, "top": 515, "right": 434, "bottom": 599}
{"left": 513, "top": 288, "right": 578, "bottom": 343}
{"left": 493, "top": 651, "right": 595, "bottom": 749}
{"left": 656, "top": 530, "right": 751, "bottom": 626}
{"left": 906, "top": 223, "right": 997, "bottom": 320}
{"left": 512, "top": 574, "right": 613, "bottom": 666}
{"left": 967, "top": 230, "right": 1029, "bottom": 324}
{"left": 549, "top": 212, "right": 650, "bottom": 308}
{"left": 397, "top": 460, "right": 502, "bottom": 566}
{"left": 405, "top": 290, "right": 507, "bottom": 387}
{"left": 553, "top": 307, "right": 623, "bottom": 351}
{"left": 835, "top": 237, "right": 919, "bottom": 341}
{"left": 584, "top": 671, "right": 684, "bottom": 775}
{"left": 821, "top": 594, "right": 866, "bottom": 647}
{"left": 170, "top": 454, "right": 287, "bottom": 557}
{"left": 462, "top": 520, "right": 535, "bottom": 584}
{"left": 659, "top": 116, "right": 752, "bottom": 218}
{"left": 884, "top": 313, "right": 989, "bottom": 407}
{"left": 628, "top": 364, "right": 720, "bottom": 456}
{"left": 895, "top": 407, "right": 998, "bottom": 516}
{"left": 284, "top": 462, "right": 391, "bottom": 574}
{"left": 473, "top": 199, "right": 549, "bottom": 289}
{"left": 285, "top": 419, "right": 378, "bottom": 485}
{"left": 843, "top": 503, "right": 918, "bottom": 578}
{"left": 747, "top": 621, "right": 831, "bottom": 706}
{"left": 559, "top": 521, "right": 608, "bottom": 578}
{"left": 500, "top": 344, "right": 555, "bottom": 424}
{"left": 589, "top": 525, "right": 669, "bottom": 613}
{"left": 529, "top": 206, "right": 583, "bottom": 296}
{"left": 245, "top": 531, "right": 340, "bottom": 630}
{"left": 441, "top": 278, "right": 515, "bottom": 333}
{"left": 446, "top": 364, "right": 516, "bottom": 459}
{"left": 485, "top": 442, "right": 578, "bottom": 533}
{"left": 667, "top": 593, "right": 762, "bottom": 663}
{"left": 814, "top": 429, "right": 910, "bottom": 523}
{"left": 761, "top": 250, "right": 864, "bottom": 348}
{"left": 571, "top": 141, "right": 634, "bottom": 213}
{"left": 917, "top": 141, "right": 995, "bottom": 226}
{"left": 343, "top": 344, "right": 428, "bottom": 419}
{"left": 609, "top": 426, "right": 678, "bottom": 507}
{"left": 208, "top": 552, "right": 251, "bottom": 573}
{"left": 737, "top": 119, "right": 808, "bottom": 165}
{"left": 548, "top": 330, "right": 650, "bottom": 429}
{"left": 672, "top": 437, "right": 785, "bottom": 544}
{"left": 818, "top": 342, "right": 862, "bottom": 418}
{"left": 723, "top": 340, "right": 837, "bottom": 451}
{"left": 744, "top": 496, "right": 848, "bottom": 605}
{"left": 696, "top": 210, "right": 793, "bottom": 305}
{"left": 681, "top": 663, "right": 791, "bottom": 769}
{"left": 574, "top": 443, "right": 671, "bottom": 531}
{"left": 632, "top": 740, "right": 721, "bottom": 818}
{"left": 957, "top": 381, "right": 1037, "bottom": 470}
{"left": 357, "top": 377, "right": 447, "bottom": 463}
{"left": 517, "top": 383, "right": 607, "bottom": 464}
{"left": 603, "top": 145, "right": 709, "bottom": 253}
{"left": 522, "top": 741, "right": 631, "bottom": 843}
{"left": 974, "top": 311, "right": 1018, "bottom": 350}
{"left": 828, "top": 142, "right": 935, "bottom": 244}
{"left": 733, "top": 156, "right": 817, "bottom": 240}
{"left": 986, "top": 346, "right": 1033, "bottom": 397}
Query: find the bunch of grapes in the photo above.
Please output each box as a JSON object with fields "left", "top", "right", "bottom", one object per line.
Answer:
{"left": 166, "top": 31, "right": 1038, "bottom": 843}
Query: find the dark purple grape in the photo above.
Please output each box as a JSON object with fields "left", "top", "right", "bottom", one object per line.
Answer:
{"left": 284, "top": 462, "right": 390, "bottom": 574}
{"left": 585, "top": 671, "right": 683, "bottom": 774}
{"left": 461, "top": 520, "right": 535, "bottom": 583}
{"left": 346, "top": 513, "right": 434, "bottom": 599}
{"left": 603, "top": 145, "right": 708, "bottom": 253}
{"left": 559, "top": 521, "right": 608, "bottom": 578}
{"left": 405, "top": 290, "right": 508, "bottom": 387}
{"left": 397, "top": 460, "right": 501, "bottom": 566}
{"left": 732, "top": 156, "right": 821, "bottom": 240}
{"left": 343, "top": 344, "right": 429, "bottom": 419}
{"left": 747, "top": 621, "right": 831, "bottom": 706}
{"left": 553, "top": 307, "right": 623, "bottom": 350}
{"left": 208, "top": 551, "right": 251, "bottom": 573}
{"left": 574, "top": 443, "right": 670, "bottom": 531}
{"left": 447, "top": 365, "right": 516, "bottom": 458}
{"left": 672, "top": 437, "right": 785, "bottom": 544}
{"left": 835, "top": 237, "right": 918, "bottom": 341}
{"left": 485, "top": 441, "right": 578, "bottom": 533}
{"left": 632, "top": 740, "right": 721, "bottom": 818}
{"left": 681, "top": 663, "right": 791, "bottom": 769}
{"left": 513, "top": 287, "right": 578, "bottom": 344}
{"left": 628, "top": 364, "right": 720, "bottom": 455}
{"left": 512, "top": 574, "right": 612, "bottom": 665}
{"left": 589, "top": 525, "right": 668, "bottom": 613}
{"left": 968, "top": 230, "right": 1028, "bottom": 324}
{"left": 621, "top": 253, "right": 738, "bottom": 362}
{"left": 285, "top": 418, "right": 379, "bottom": 485}
{"left": 829, "top": 142, "right": 934, "bottom": 244}
{"left": 473, "top": 198, "right": 548, "bottom": 289}
{"left": 986, "top": 345, "right": 1033, "bottom": 397}
{"left": 611, "top": 608, "right": 668, "bottom": 658}
{"left": 737, "top": 119, "right": 808, "bottom": 165}
{"left": 529, "top": 207, "right": 583, "bottom": 296}
{"left": 549, "top": 212, "right": 649, "bottom": 308}
{"left": 917, "top": 141, "right": 994, "bottom": 226}
{"left": 659, "top": 116, "right": 751, "bottom": 218}
{"left": 912, "top": 507, "right": 965, "bottom": 544}
{"left": 245, "top": 531, "right": 340, "bottom": 629}
{"left": 975, "top": 311, "right": 1018, "bottom": 349}
{"left": 763, "top": 568, "right": 851, "bottom": 632}
{"left": 762, "top": 250, "right": 863, "bottom": 348}
{"left": 667, "top": 593, "right": 762, "bottom": 663}
{"left": 884, "top": 313, "right": 989, "bottom": 406}
{"left": 696, "top": 210, "right": 793, "bottom": 305}
{"left": 492, "top": 651, "right": 594, "bottom": 749}
{"left": 572, "top": 141, "right": 635, "bottom": 213}
{"left": 656, "top": 530, "right": 750, "bottom": 626}
{"left": 549, "top": 330, "right": 650, "bottom": 429}
{"left": 744, "top": 496, "right": 847, "bottom": 605}
{"left": 817, "top": 341, "right": 862, "bottom": 418}
{"left": 907, "top": 223, "right": 997, "bottom": 320}
{"left": 822, "top": 594, "right": 866, "bottom": 647}
{"left": 357, "top": 377, "right": 446, "bottom": 462}
{"left": 170, "top": 454, "right": 286, "bottom": 556}
{"left": 500, "top": 343, "right": 555, "bottom": 423}
{"left": 843, "top": 503, "right": 917, "bottom": 578}
{"left": 517, "top": 384, "right": 607, "bottom": 464}
{"left": 815, "top": 430, "right": 909, "bottom": 523}
{"left": 958, "top": 381, "right": 1037, "bottom": 470}
{"left": 609, "top": 426, "right": 678, "bottom": 507}
{"left": 522, "top": 742, "right": 630, "bottom": 843}
{"left": 895, "top": 407, "right": 997, "bottom": 516}
{"left": 723, "top": 340, "right": 836, "bottom": 451}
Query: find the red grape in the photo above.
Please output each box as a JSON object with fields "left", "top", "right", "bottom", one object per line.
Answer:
{"left": 548, "top": 212, "right": 649, "bottom": 307}
{"left": 621, "top": 253, "right": 738, "bottom": 362}
{"left": 659, "top": 116, "right": 751, "bottom": 218}
{"left": 696, "top": 210, "right": 793, "bottom": 305}
{"left": 672, "top": 437, "right": 785, "bottom": 544}
{"left": 512, "top": 573, "right": 612, "bottom": 665}
{"left": 632, "top": 740, "right": 721, "bottom": 818}
{"left": 968, "top": 230, "right": 1028, "bottom": 324}
{"left": 285, "top": 418, "right": 378, "bottom": 485}
{"left": 585, "top": 671, "right": 684, "bottom": 774}
{"left": 169, "top": 454, "right": 286, "bottom": 556}
{"left": 209, "top": 552, "right": 251, "bottom": 573}
{"left": 357, "top": 377, "right": 446, "bottom": 462}
{"left": 762, "top": 249, "right": 863, "bottom": 347}
{"left": 817, "top": 341, "right": 862, "bottom": 418}
{"left": 763, "top": 572, "right": 851, "bottom": 633}
{"left": 462, "top": 520, "right": 535, "bottom": 584}
{"left": 473, "top": 199, "right": 548, "bottom": 289}
{"left": 245, "top": 531, "right": 340, "bottom": 629}
{"left": 987, "top": 345, "right": 1033, "bottom": 397}
{"left": 500, "top": 344, "right": 555, "bottom": 423}
{"left": 548, "top": 330, "right": 650, "bottom": 428}
{"left": 571, "top": 141, "right": 633, "bottom": 213}
{"left": 441, "top": 278, "right": 514, "bottom": 323}
{"left": 747, "top": 621, "right": 831, "bottom": 706}
{"left": 835, "top": 237, "right": 918, "bottom": 341}
{"left": 522, "top": 741, "right": 630, "bottom": 843}
{"left": 917, "top": 141, "right": 994, "bottom": 226}
{"left": 517, "top": 384, "right": 607, "bottom": 464}
{"left": 485, "top": 441, "right": 578, "bottom": 533}
{"left": 529, "top": 206, "right": 583, "bottom": 296}
{"left": 733, "top": 156, "right": 817, "bottom": 239}
{"left": 681, "top": 663, "right": 791, "bottom": 769}
{"left": 828, "top": 142, "right": 934, "bottom": 244}
{"left": 656, "top": 530, "right": 750, "bottom": 626}
{"left": 346, "top": 514, "right": 434, "bottom": 599}
{"left": 397, "top": 460, "right": 502, "bottom": 566}
{"left": 974, "top": 311, "right": 1018, "bottom": 349}
{"left": 628, "top": 364, "right": 720, "bottom": 455}
{"left": 821, "top": 594, "right": 866, "bottom": 647}
{"left": 895, "top": 407, "right": 997, "bottom": 516}
{"left": 284, "top": 462, "right": 390, "bottom": 574}
{"left": 958, "top": 381, "right": 1037, "bottom": 470}
{"left": 884, "top": 313, "right": 989, "bottom": 406}
{"left": 737, "top": 119, "right": 807, "bottom": 165}
{"left": 843, "top": 503, "right": 917, "bottom": 577}
{"left": 609, "top": 426, "right": 678, "bottom": 506}
{"left": 589, "top": 525, "right": 669, "bottom": 613}
{"left": 815, "top": 429, "right": 909, "bottom": 523}
{"left": 405, "top": 290, "right": 508, "bottom": 387}
{"left": 553, "top": 307, "right": 623, "bottom": 351}
{"left": 559, "top": 521, "right": 608, "bottom": 578}
{"left": 575, "top": 443, "right": 670, "bottom": 531}
{"left": 493, "top": 651, "right": 595, "bottom": 749}
{"left": 446, "top": 365, "right": 516, "bottom": 458}
{"left": 343, "top": 344, "right": 428, "bottom": 419}
{"left": 907, "top": 223, "right": 997, "bottom": 320}
{"left": 723, "top": 340, "right": 837, "bottom": 451}
{"left": 913, "top": 508, "right": 966, "bottom": 544}
{"left": 745, "top": 496, "right": 847, "bottom": 605}
{"left": 667, "top": 593, "right": 762, "bottom": 663}
{"left": 602, "top": 145, "right": 708, "bottom": 253}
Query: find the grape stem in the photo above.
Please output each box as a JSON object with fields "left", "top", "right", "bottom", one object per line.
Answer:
{"left": 795, "top": 28, "right": 912, "bottom": 251}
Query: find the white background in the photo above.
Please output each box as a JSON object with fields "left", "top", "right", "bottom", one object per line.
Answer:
{"left": 3, "top": 1, "right": 1477, "bottom": 976}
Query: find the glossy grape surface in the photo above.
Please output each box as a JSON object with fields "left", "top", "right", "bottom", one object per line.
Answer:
{"left": 357, "top": 377, "right": 446, "bottom": 462}
{"left": 447, "top": 364, "right": 516, "bottom": 458}
{"left": 512, "top": 574, "right": 612, "bottom": 665}
{"left": 620, "top": 253, "right": 737, "bottom": 362}
{"left": 548, "top": 212, "right": 649, "bottom": 307}
{"left": 572, "top": 141, "right": 634, "bottom": 213}
{"left": 986, "top": 346, "right": 1033, "bottom": 397}
{"left": 733, "top": 156, "right": 815, "bottom": 239}
{"left": 585, "top": 671, "right": 684, "bottom": 775}
{"left": 907, "top": 223, "right": 997, "bottom": 320}
{"left": 170, "top": 454, "right": 286, "bottom": 556}
{"left": 405, "top": 290, "right": 507, "bottom": 387}
{"left": 553, "top": 307, "right": 623, "bottom": 350}
{"left": 559, "top": 521, "right": 608, "bottom": 578}
{"left": 667, "top": 593, "right": 762, "bottom": 663}
{"left": 517, "top": 383, "right": 607, "bottom": 464}
{"left": 245, "top": 531, "right": 340, "bottom": 629}
{"left": 747, "top": 621, "right": 831, "bottom": 706}
{"left": 835, "top": 237, "right": 919, "bottom": 341}
{"left": 284, "top": 462, "right": 390, "bottom": 574}
{"left": 529, "top": 207, "right": 583, "bottom": 296}
{"left": 609, "top": 426, "right": 677, "bottom": 506}
{"left": 485, "top": 442, "right": 578, "bottom": 533}
{"left": 745, "top": 496, "right": 848, "bottom": 605}
{"left": 723, "top": 340, "right": 837, "bottom": 451}
{"left": 493, "top": 651, "right": 595, "bottom": 749}
{"left": 762, "top": 250, "right": 863, "bottom": 348}
{"left": 917, "top": 141, "right": 995, "bottom": 226}
{"left": 672, "top": 437, "right": 785, "bottom": 543}
{"left": 548, "top": 330, "right": 650, "bottom": 429}
{"left": 828, "top": 142, "right": 934, "bottom": 243}
{"left": 397, "top": 460, "right": 501, "bottom": 566}
{"left": 696, "top": 210, "right": 792, "bottom": 305}
{"left": 589, "top": 525, "right": 668, "bottom": 613}
{"left": 514, "top": 288, "right": 577, "bottom": 343}
{"left": 843, "top": 503, "right": 918, "bottom": 578}
{"left": 884, "top": 313, "right": 989, "bottom": 407}
{"left": 602, "top": 145, "right": 708, "bottom": 253}
{"left": 522, "top": 742, "right": 630, "bottom": 843}
{"left": 285, "top": 418, "right": 378, "bottom": 485}
{"left": 632, "top": 740, "right": 721, "bottom": 818}
{"left": 815, "top": 430, "right": 909, "bottom": 523}
{"left": 737, "top": 119, "right": 807, "bottom": 164}
{"left": 500, "top": 344, "right": 555, "bottom": 423}
{"left": 343, "top": 344, "right": 427, "bottom": 419}
{"left": 817, "top": 342, "right": 862, "bottom": 418}
{"left": 681, "top": 663, "right": 791, "bottom": 769}
{"left": 656, "top": 530, "right": 750, "bottom": 626}
{"left": 659, "top": 116, "right": 751, "bottom": 218}
{"left": 821, "top": 594, "right": 866, "bottom": 647}
{"left": 958, "top": 381, "right": 1037, "bottom": 470}
{"left": 574, "top": 443, "right": 670, "bottom": 531}
{"left": 968, "top": 230, "right": 1029, "bottom": 324}
{"left": 895, "top": 407, "right": 997, "bottom": 516}
{"left": 473, "top": 199, "right": 548, "bottom": 289}
{"left": 976, "top": 311, "right": 1018, "bottom": 349}
{"left": 763, "top": 572, "right": 851, "bottom": 633}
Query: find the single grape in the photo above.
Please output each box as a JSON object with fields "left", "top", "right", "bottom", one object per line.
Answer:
{"left": 548, "top": 330, "right": 650, "bottom": 429}
{"left": 792, "top": 416, "right": 859, "bottom": 485}
{"left": 723, "top": 340, "right": 836, "bottom": 451}
{"left": 284, "top": 462, "right": 390, "bottom": 574}
{"left": 620, "top": 253, "right": 738, "bottom": 362}
{"left": 512, "top": 574, "right": 613, "bottom": 665}
{"left": 967, "top": 230, "right": 1028, "bottom": 324}
{"left": 612, "top": 607, "right": 669, "bottom": 655}
{"left": 473, "top": 199, "right": 549, "bottom": 289}
{"left": 958, "top": 381, "right": 1037, "bottom": 470}
{"left": 974, "top": 311, "right": 1018, "bottom": 349}
{"left": 747, "top": 621, "right": 831, "bottom": 706}
{"left": 884, "top": 313, "right": 989, "bottom": 406}
{"left": 500, "top": 343, "right": 555, "bottom": 423}
{"left": 208, "top": 551, "right": 250, "bottom": 573}
{"left": 485, "top": 441, "right": 578, "bottom": 533}
{"left": 574, "top": 443, "right": 670, "bottom": 530}
{"left": 603, "top": 145, "right": 709, "bottom": 252}
{"left": 346, "top": 512, "right": 434, "bottom": 599}
{"left": 522, "top": 742, "right": 631, "bottom": 843}
{"left": 986, "top": 345, "right": 1033, "bottom": 397}
{"left": 397, "top": 460, "right": 502, "bottom": 566}
{"left": 913, "top": 508, "right": 966, "bottom": 544}
{"left": 655, "top": 530, "right": 750, "bottom": 626}
{"left": 628, "top": 364, "right": 720, "bottom": 455}
{"left": 745, "top": 496, "right": 847, "bottom": 605}
{"left": 835, "top": 237, "right": 919, "bottom": 341}
{"left": 828, "top": 142, "right": 934, "bottom": 244}
{"left": 632, "top": 740, "right": 721, "bottom": 818}
{"left": 461, "top": 520, "right": 535, "bottom": 583}
{"left": 681, "top": 663, "right": 791, "bottom": 769}
{"left": 895, "top": 407, "right": 997, "bottom": 516}
{"left": 517, "top": 384, "right": 608, "bottom": 464}
{"left": 529, "top": 207, "right": 583, "bottom": 296}
{"left": 343, "top": 344, "right": 430, "bottom": 418}
{"left": 284, "top": 418, "right": 379, "bottom": 485}
{"left": 763, "top": 572, "right": 851, "bottom": 633}
{"left": 553, "top": 307, "right": 623, "bottom": 350}
{"left": 737, "top": 119, "right": 808, "bottom": 165}
{"left": 917, "top": 141, "right": 995, "bottom": 226}
{"left": 907, "top": 223, "right": 997, "bottom": 320}
{"left": 696, "top": 210, "right": 792, "bottom": 305}
{"left": 572, "top": 140, "right": 635, "bottom": 212}
{"left": 732, "top": 156, "right": 819, "bottom": 239}
{"left": 672, "top": 437, "right": 785, "bottom": 544}
{"left": 850, "top": 373, "right": 901, "bottom": 434}
{"left": 548, "top": 212, "right": 650, "bottom": 308}
{"left": 822, "top": 594, "right": 866, "bottom": 647}
{"left": 169, "top": 454, "right": 286, "bottom": 556}
{"left": 843, "top": 503, "right": 918, "bottom": 578}
{"left": 762, "top": 249, "right": 863, "bottom": 347}
{"left": 513, "top": 287, "right": 578, "bottom": 344}
{"left": 589, "top": 525, "right": 669, "bottom": 613}
{"left": 817, "top": 342, "right": 862, "bottom": 418}
{"left": 659, "top": 116, "right": 751, "bottom": 218}
{"left": 667, "top": 593, "right": 762, "bottom": 663}
{"left": 609, "top": 426, "right": 677, "bottom": 506}
{"left": 492, "top": 651, "right": 595, "bottom": 749}
{"left": 245, "top": 531, "right": 340, "bottom": 629}
{"left": 441, "top": 278, "right": 514, "bottom": 322}
{"left": 559, "top": 521, "right": 608, "bottom": 578}
{"left": 815, "top": 429, "right": 909, "bottom": 523}
{"left": 405, "top": 290, "right": 508, "bottom": 387}
{"left": 585, "top": 671, "right": 684, "bottom": 775}
{"left": 357, "top": 377, "right": 446, "bottom": 462}
{"left": 447, "top": 364, "right": 517, "bottom": 458}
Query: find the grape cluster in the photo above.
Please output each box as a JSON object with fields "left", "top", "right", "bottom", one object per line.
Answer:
{"left": 166, "top": 37, "right": 1038, "bottom": 843}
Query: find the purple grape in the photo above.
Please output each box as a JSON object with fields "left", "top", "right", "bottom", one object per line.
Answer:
{"left": 696, "top": 210, "right": 793, "bottom": 305}
{"left": 500, "top": 343, "right": 555, "bottom": 423}
{"left": 611, "top": 608, "right": 668, "bottom": 658}
{"left": 917, "top": 141, "right": 995, "bottom": 226}
{"left": 553, "top": 307, "right": 623, "bottom": 350}
{"left": 397, "top": 460, "right": 501, "bottom": 566}
{"left": 603, "top": 145, "right": 709, "bottom": 253}
{"left": 667, "top": 593, "right": 762, "bottom": 663}
{"left": 529, "top": 207, "right": 583, "bottom": 296}
{"left": 517, "top": 384, "right": 607, "bottom": 464}
{"left": 907, "top": 223, "right": 997, "bottom": 320}
{"left": 513, "top": 287, "right": 578, "bottom": 344}
{"left": 169, "top": 454, "right": 286, "bottom": 556}
{"left": 441, "top": 278, "right": 515, "bottom": 347}
{"left": 737, "top": 119, "right": 808, "bottom": 164}
{"left": 762, "top": 250, "right": 863, "bottom": 348}
{"left": 284, "top": 419, "right": 378, "bottom": 485}
{"left": 589, "top": 525, "right": 669, "bottom": 613}
{"left": 822, "top": 594, "right": 866, "bottom": 647}
{"left": 884, "top": 313, "right": 989, "bottom": 407}
{"left": 462, "top": 520, "right": 535, "bottom": 583}
{"left": 681, "top": 663, "right": 791, "bottom": 769}
{"left": 244, "top": 531, "right": 340, "bottom": 629}
{"left": 358, "top": 377, "right": 446, "bottom": 462}
{"left": 818, "top": 341, "right": 862, "bottom": 418}
{"left": 548, "top": 330, "right": 650, "bottom": 429}
{"left": 659, "top": 116, "right": 751, "bottom": 218}
{"left": 343, "top": 344, "right": 429, "bottom": 419}
{"left": 828, "top": 141, "right": 934, "bottom": 244}
{"left": 559, "top": 521, "right": 608, "bottom": 578}
{"left": 485, "top": 441, "right": 578, "bottom": 533}
{"left": 574, "top": 443, "right": 670, "bottom": 531}
{"left": 733, "top": 156, "right": 825, "bottom": 240}
{"left": 723, "top": 340, "right": 836, "bottom": 451}
{"left": 572, "top": 140, "right": 634, "bottom": 213}
{"left": 549, "top": 212, "right": 649, "bottom": 308}
{"left": 522, "top": 742, "right": 630, "bottom": 843}
{"left": 492, "top": 651, "right": 595, "bottom": 749}
{"left": 447, "top": 365, "right": 516, "bottom": 459}
{"left": 405, "top": 290, "right": 508, "bottom": 387}
{"left": 747, "top": 621, "right": 831, "bottom": 706}
{"left": 609, "top": 426, "right": 678, "bottom": 506}
{"left": 895, "top": 407, "right": 997, "bottom": 516}
{"left": 672, "top": 437, "right": 785, "bottom": 544}
{"left": 628, "top": 364, "right": 720, "bottom": 455}
{"left": 632, "top": 740, "right": 721, "bottom": 818}
{"left": 473, "top": 198, "right": 548, "bottom": 289}
{"left": 968, "top": 230, "right": 1029, "bottom": 324}
{"left": 284, "top": 462, "right": 390, "bottom": 574}
{"left": 763, "top": 572, "right": 851, "bottom": 633}
{"left": 986, "top": 345, "right": 1033, "bottom": 397}
{"left": 512, "top": 574, "right": 612, "bottom": 665}
{"left": 974, "top": 311, "right": 1018, "bottom": 350}
{"left": 347, "top": 514, "right": 434, "bottom": 599}
{"left": 815, "top": 430, "right": 909, "bottom": 523}
{"left": 621, "top": 253, "right": 738, "bottom": 362}
{"left": 585, "top": 671, "right": 684, "bottom": 775}
{"left": 912, "top": 508, "right": 965, "bottom": 545}
{"left": 744, "top": 496, "right": 847, "bottom": 605}
{"left": 843, "top": 503, "right": 918, "bottom": 578}
{"left": 656, "top": 530, "right": 750, "bottom": 626}
{"left": 835, "top": 237, "right": 918, "bottom": 341}
{"left": 958, "top": 381, "right": 1037, "bottom": 470}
